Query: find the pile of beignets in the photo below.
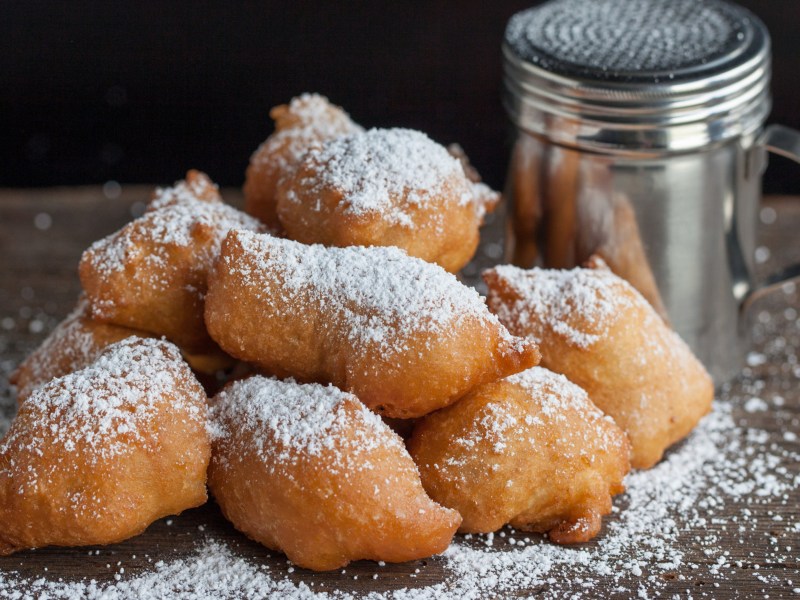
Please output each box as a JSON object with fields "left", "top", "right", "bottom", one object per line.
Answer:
{"left": 0, "top": 94, "right": 713, "bottom": 571}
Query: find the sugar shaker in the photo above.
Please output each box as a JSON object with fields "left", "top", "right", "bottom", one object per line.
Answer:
{"left": 502, "top": 0, "right": 800, "bottom": 383}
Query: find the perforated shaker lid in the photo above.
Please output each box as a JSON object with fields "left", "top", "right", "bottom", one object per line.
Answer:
{"left": 503, "top": 0, "right": 772, "bottom": 153}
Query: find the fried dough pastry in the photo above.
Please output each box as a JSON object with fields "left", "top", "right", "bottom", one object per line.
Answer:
{"left": 208, "top": 376, "right": 461, "bottom": 571}
{"left": 484, "top": 258, "right": 714, "bottom": 469}
{"left": 244, "top": 93, "right": 362, "bottom": 230}
{"left": 0, "top": 338, "right": 210, "bottom": 555}
{"left": 408, "top": 367, "right": 630, "bottom": 543}
{"left": 205, "top": 230, "right": 540, "bottom": 418}
{"left": 10, "top": 297, "right": 147, "bottom": 404}
{"left": 276, "top": 128, "right": 494, "bottom": 273}
{"left": 10, "top": 297, "right": 235, "bottom": 404}
{"left": 79, "top": 171, "right": 263, "bottom": 352}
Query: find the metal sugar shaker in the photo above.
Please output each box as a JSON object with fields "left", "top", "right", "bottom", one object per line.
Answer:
{"left": 502, "top": 0, "right": 800, "bottom": 384}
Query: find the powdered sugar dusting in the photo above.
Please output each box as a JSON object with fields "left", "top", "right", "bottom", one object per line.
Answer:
{"left": 277, "top": 94, "right": 354, "bottom": 128}
{"left": 486, "top": 263, "right": 633, "bottom": 348}
{"left": 285, "top": 129, "right": 472, "bottom": 227}
{"left": 0, "top": 338, "right": 203, "bottom": 516}
{"left": 83, "top": 176, "right": 263, "bottom": 302}
{"left": 211, "top": 376, "right": 400, "bottom": 468}
{"left": 9, "top": 298, "right": 136, "bottom": 400}
{"left": 230, "top": 231, "right": 521, "bottom": 356}
{"left": 2, "top": 392, "right": 796, "bottom": 598}
{"left": 251, "top": 93, "right": 362, "bottom": 172}
{"left": 507, "top": 366, "right": 606, "bottom": 421}
{"left": 145, "top": 171, "right": 221, "bottom": 212}
{"left": 449, "top": 367, "right": 622, "bottom": 468}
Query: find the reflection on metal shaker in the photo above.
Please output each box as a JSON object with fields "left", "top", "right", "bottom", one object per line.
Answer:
{"left": 502, "top": 0, "right": 800, "bottom": 384}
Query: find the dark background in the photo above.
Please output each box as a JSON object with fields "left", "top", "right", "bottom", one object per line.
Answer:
{"left": 2, "top": 1, "right": 799, "bottom": 192}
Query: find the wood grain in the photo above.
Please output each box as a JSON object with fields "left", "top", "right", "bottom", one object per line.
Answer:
{"left": 0, "top": 188, "right": 798, "bottom": 597}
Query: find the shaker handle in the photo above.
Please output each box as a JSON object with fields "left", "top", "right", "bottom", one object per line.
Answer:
{"left": 763, "top": 124, "right": 800, "bottom": 162}
{"left": 741, "top": 124, "right": 800, "bottom": 311}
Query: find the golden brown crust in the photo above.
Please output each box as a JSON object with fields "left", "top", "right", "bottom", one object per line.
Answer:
{"left": 275, "top": 128, "right": 485, "bottom": 273}
{"left": 79, "top": 171, "right": 263, "bottom": 353}
{"left": 204, "top": 230, "right": 539, "bottom": 419}
{"left": 243, "top": 94, "right": 362, "bottom": 230}
{"left": 484, "top": 261, "right": 714, "bottom": 469}
{"left": 11, "top": 297, "right": 236, "bottom": 405}
{"left": 408, "top": 367, "right": 629, "bottom": 543}
{"left": 0, "top": 338, "right": 210, "bottom": 555}
{"left": 208, "top": 376, "right": 461, "bottom": 571}
{"left": 10, "top": 297, "right": 149, "bottom": 404}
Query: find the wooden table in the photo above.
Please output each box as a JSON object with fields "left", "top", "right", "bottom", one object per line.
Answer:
{"left": 0, "top": 187, "right": 798, "bottom": 598}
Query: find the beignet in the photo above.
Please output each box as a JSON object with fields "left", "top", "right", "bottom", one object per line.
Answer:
{"left": 204, "top": 230, "right": 539, "bottom": 418}
{"left": 484, "top": 259, "right": 713, "bottom": 469}
{"left": 409, "top": 367, "right": 630, "bottom": 543}
{"left": 0, "top": 338, "right": 210, "bottom": 555}
{"left": 208, "top": 376, "right": 461, "bottom": 571}
{"left": 79, "top": 171, "right": 263, "bottom": 352}
{"left": 276, "top": 128, "right": 493, "bottom": 273}
{"left": 244, "top": 93, "right": 362, "bottom": 230}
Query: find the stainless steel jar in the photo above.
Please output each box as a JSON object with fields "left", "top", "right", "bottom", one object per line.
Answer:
{"left": 502, "top": 0, "right": 800, "bottom": 384}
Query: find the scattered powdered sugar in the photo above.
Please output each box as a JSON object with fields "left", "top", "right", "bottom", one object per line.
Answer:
{"left": 285, "top": 128, "right": 472, "bottom": 228}
{"left": 440, "top": 396, "right": 797, "bottom": 597}
{"left": 486, "top": 262, "right": 633, "bottom": 348}
{"left": 211, "top": 376, "right": 399, "bottom": 468}
{"left": 231, "top": 231, "right": 523, "bottom": 356}
{"left": 2, "top": 391, "right": 796, "bottom": 598}
{"left": 744, "top": 396, "right": 770, "bottom": 413}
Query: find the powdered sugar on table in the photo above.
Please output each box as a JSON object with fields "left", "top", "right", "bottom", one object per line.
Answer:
{"left": 2, "top": 293, "right": 799, "bottom": 598}
{"left": 1, "top": 389, "right": 797, "bottom": 598}
{"left": 0, "top": 201, "right": 798, "bottom": 598}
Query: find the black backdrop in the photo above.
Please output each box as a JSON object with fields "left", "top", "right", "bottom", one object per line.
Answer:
{"left": 2, "top": 1, "right": 799, "bottom": 192}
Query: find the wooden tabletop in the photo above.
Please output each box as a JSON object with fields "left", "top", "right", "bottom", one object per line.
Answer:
{"left": 0, "top": 187, "right": 798, "bottom": 598}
